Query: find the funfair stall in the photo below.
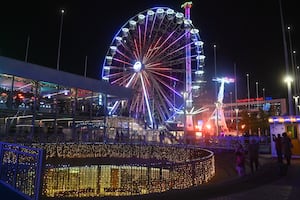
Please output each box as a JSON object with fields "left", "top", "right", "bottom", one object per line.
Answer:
{"left": 269, "top": 116, "right": 300, "bottom": 158}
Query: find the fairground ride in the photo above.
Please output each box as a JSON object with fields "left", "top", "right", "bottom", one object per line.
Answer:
{"left": 101, "top": 2, "right": 206, "bottom": 129}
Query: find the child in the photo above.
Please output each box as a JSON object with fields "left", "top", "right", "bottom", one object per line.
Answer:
{"left": 235, "top": 143, "right": 245, "bottom": 176}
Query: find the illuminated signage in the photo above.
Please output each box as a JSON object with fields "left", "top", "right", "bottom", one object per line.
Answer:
{"left": 237, "top": 97, "right": 263, "bottom": 103}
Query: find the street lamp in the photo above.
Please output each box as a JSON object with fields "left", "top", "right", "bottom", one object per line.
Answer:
{"left": 262, "top": 88, "right": 265, "bottom": 100}
{"left": 255, "top": 81, "right": 259, "bottom": 108}
{"left": 213, "top": 44, "right": 217, "bottom": 99}
{"left": 230, "top": 91, "right": 233, "bottom": 122}
{"left": 56, "top": 9, "right": 65, "bottom": 71}
{"left": 284, "top": 75, "right": 293, "bottom": 115}
{"left": 235, "top": 108, "right": 239, "bottom": 136}
{"left": 293, "top": 96, "right": 299, "bottom": 115}
{"left": 246, "top": 73, "right": 250, "bottom": 110}
{"left": 183, "top": 91, "right": 188, "bottom": 143}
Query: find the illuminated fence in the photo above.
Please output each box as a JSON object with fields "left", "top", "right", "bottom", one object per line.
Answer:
{"left": 0, "top": 142, "right": 44, "bottom": 200}
{"left": 33, "top": 143, "right": 215, "bottom": 198}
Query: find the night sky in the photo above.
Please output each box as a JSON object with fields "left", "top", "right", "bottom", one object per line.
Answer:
{"left": 0, "top": 0, "right": 299, "bottom": 101}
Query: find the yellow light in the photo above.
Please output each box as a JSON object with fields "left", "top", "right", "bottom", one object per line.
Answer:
{"left": 291, "top": 117, "right": 296, "bottom": 122}
{"left": 206, "top": 124, "right": 211, "bottom": 129}
{"left": 195, "top": 132, "right": 202, "bottom": 137}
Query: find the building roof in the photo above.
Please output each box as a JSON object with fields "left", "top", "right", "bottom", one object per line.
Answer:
{"left": 0, "top": 56, "right": 133, "bottom": 99}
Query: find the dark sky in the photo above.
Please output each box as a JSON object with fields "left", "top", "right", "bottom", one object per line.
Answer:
{"left": 0, "top": 0, "right": 299, "bottom": 101}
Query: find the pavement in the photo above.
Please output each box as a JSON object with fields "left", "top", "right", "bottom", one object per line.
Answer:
{"left": 0, "top": 181, "right": 27, "bottom": 200}
{"left": 205, "top": 155, "right": 300, "bottom": 200}
{"left": 120, "top": 150, "right": 300, "bottom": 200}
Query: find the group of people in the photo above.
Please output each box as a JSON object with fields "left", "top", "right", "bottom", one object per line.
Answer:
{"left": 273, "top": 132, "right": 293, "bottom": 165}
{"left": 235, "top": 138, "right": 260, "bottom": 177}
{"left": 235, "top": 132, "right": 293, "bottom": 177}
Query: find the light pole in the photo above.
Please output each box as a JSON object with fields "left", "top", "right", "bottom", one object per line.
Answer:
{"left": 25, "top": 35, "right": 30, "bottom": 62}
{"left": 297, "top": 65, "right": 300, "bottom": 95}
{"left": 262, "top": 88, "right": 265, "bottom": 100}
{"left": 284, "top": 75, "right": 293, "bottom": 115}
{"left": 230, "top": 91, "right": 233, "bottom": 122}
{"left": 287, "top": 26, "right": 296, "bottom": 96}
{"left": 255, "top": 81, "right": 259, "bottom": 99}
{"left": 293, "top": 96, "right": 299, "bottom": 115}
{"left": 235, "top": 108, "right": 239, "bottom": 136}
{"left": 183, "top": 91, "right": 188, "bottom": 143}
{"left": 214, "top": 44, "right": 217, "bottom": 99}
{"left": 246, "top": 73, "right": 250, "bottom": 110}
{"left": 56, "top": 9, "right": 65, "bottom": 71}
{"left": 256, "top": 81, "right": 259, "bottom": 108}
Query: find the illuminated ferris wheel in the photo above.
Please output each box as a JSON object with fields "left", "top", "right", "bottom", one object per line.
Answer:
{"left": 102, "top": 5, "right": 205, "bottom": 126}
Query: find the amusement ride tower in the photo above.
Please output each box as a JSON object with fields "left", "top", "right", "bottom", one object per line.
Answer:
{"left": 210, "top": 77, "right": 234, "bottom": 135}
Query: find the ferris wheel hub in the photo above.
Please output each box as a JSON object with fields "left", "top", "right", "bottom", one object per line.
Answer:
{"left": 133, "top": 61, "right": 142, "bottom": 72}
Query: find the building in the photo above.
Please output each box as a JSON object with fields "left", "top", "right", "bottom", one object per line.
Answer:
{"left": 0, "top": 56, "right": 133, "bottom": 143}
{"left": 195, "top": 97, "right": 287, "bottom": 136}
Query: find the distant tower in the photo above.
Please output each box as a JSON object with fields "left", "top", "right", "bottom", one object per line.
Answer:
{"left": 210, "top": 77, "right": 234, "bottom": 135}
{"left": 182, "top": 1, "right": 194, "bottom": 132}
{"left": 181, "top": 1, "right": 193, "bottom": 108}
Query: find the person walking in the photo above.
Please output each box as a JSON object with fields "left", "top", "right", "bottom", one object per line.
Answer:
{"left": 272, "top": 133, "right": 283, "bottom": 163}
{"left": 248, "top": 137, "right": 259, "bottom": 173}
{"left": 235, "top": 143, "right": 246, "bottom": 177}
{"left": 282, "top": 132, "right": 293, "bottom": 165}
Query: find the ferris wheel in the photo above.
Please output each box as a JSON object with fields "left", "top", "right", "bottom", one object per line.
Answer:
{"left": 102, "top": 6, "right": 205, "bottom": 126}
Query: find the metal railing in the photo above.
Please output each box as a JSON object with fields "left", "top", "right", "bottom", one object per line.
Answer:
{"left": 0, "top": 142, "right": 44, "bottom": 200}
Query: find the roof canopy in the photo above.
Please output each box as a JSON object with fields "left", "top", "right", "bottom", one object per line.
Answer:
{"left": 0, "top": 56, "right": 133, "bottom": 99}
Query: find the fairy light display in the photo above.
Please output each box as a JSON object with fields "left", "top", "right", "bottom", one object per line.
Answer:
{"left": 32, "top": 143, "right": 215, "bottom": 197}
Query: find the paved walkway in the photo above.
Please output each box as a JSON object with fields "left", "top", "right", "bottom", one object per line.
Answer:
{"left": 122, "top": 150, "right": 300, "bottom": 200}
{"left": 206, "top": 157, "right": 300, "bottom": 200}
{"left": 0, "top": 181, "right": 27, "bottom": 200}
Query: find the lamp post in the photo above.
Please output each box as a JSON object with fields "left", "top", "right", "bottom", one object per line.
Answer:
{"left": 293, "top": 96, "right": 299, "bottom": 115}
{"left": 230, "top": 91, "right": 233, "bottom": 122}
{"left": 183, "top": 91, "right": 188, "bottom": 143}
{"left": 246, "top": 73, "right": 250, "bottom": 110}
{"left": 284, "top": 75, "right": 293, "bottom": 115}
{"left": 256, "top": 81, "right": 259, "bottom": 108}
{"left": 56, "top": 9, "right": 65, "bottom": 71}
{"left": 297, "top": 65, "right": 300, "bottom": 95}
{"left": 262, "top": 88, "right": 265, "bottom": 100}
{"left": 213, "top": 44, "right": 217, "bottom": 100}
{"left": 235, "top": 108, "right": 239, "bottom": 136}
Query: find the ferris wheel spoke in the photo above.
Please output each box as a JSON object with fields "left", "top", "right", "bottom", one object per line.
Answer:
{"left": 143, "top": 15, "right": 149, "bottom": 47}
{"left": 116, "top": 49, "right": 132, "bottom": 62}
{"left": 113, "top": 57, "right": 134, "bottom": 67}
{"left": 147, "top": 70, "right": 180, "bottom": 82}
{"left": 144, "top": 36, "right": 162, "bottom": 62}
{"left": 154, "top": 76, "right": 182, "bottom": 98}
{"left": 148, "top": 35, "right": 186, "bottom": 64}
{"left": 139, "top": 73, "right": 153, "bottom": 124}
{"left": 154, "top": 39, "right": 191, "bottom": 64}
{"left": 138, "top": 26, "right": 143, "bottom": 58}
{"left": 152, "top": 82, "right": 174, "bottom": 117}
{"left": 119, "top": 41, "right": 138, "bottom": 60}
{"left": 111, "top": 73, "right": 136, "bottom": 86}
